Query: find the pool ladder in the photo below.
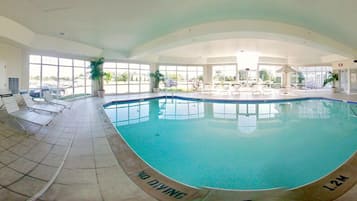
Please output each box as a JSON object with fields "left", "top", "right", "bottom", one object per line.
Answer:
{"left": 349, "top": 104, "right": 357, "bottom": 117}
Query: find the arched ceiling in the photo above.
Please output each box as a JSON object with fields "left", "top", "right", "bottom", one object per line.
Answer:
{"left": 0, "top": 0, "right": 356, "bottom": 64}
{"left": 158, "top": 38, "right": 334, "bottom": 63}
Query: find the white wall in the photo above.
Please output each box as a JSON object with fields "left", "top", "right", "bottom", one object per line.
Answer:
{"left": 0, "top": 61, "right": 6, "bottom": 89}
{"left": 30, "top": 34, "right": 102, "bottom": 57}
{"left": 0, "top": 41, "right": 26, "bottom": 90}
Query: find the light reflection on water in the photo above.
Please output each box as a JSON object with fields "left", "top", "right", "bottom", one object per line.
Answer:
{"left": 105, "top": 98, "right": 338, "bottom": 135}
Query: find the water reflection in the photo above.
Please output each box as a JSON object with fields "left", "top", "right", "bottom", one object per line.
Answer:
{"left": 104, "top": 98, "right": 346, "bottom": 133}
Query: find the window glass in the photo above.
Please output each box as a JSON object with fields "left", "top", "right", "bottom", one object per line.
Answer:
{"left": 118, "top": 63, "right": 128, "bottom": 69}
{"left": 73, "top": 59, "right": 85, "bottom": 67}
{"left": 29, "top": 55, "right": 91, "bottom": 98}
{"left": 29, "top": 55, "right": 41, "bottom": 64}
{"left": 104, "top": 62, "right": 116, "bottom": 68}
{"left": 159, "top": 65, "right": 204, "bottom": 92}
{"left": 42, "top": 56, "right": 58, "bottom": 65}
{"left": 29, "top": 64, "right": 41, "bottom": 89}
{"left": 42, "top": 65, "right": 58, "bottom": 93}
{"left": 212, "top": 65, "right": 237, "bottom": 84}
{"left": 59, "top": 58, "right": 72, "bottom": 66}
{"left": 74, "top": 67, "right": 85, "bottom": 95}
{"left": 296, "top": 66, "right": 332, "bottom": 89}
{"left": 59, "top": 66, "right": 73, "bottom": 96}
{"left": 101, "top": 62, "right": 151, "bottom": 94}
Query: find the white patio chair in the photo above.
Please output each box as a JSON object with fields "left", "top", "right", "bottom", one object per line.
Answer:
{"left": 43, "top": 91, "right": 72, "bottom": 109}
{"left": 262, "top": 85, "right": 273, "bottom": 95}
{"left": 201, "top": 84, "right": 215, "bottom": 94}
{"left": 22, "top": 94, "right": 64, "bottom": 114}
{"left": 251, "top": 84, "right": 264, "bottom": 95}
{"left": 231, "top": 84, "right": 241, "bottom": 95}
{"left": 1, "top": 96, "right": 53, "bottom": 131}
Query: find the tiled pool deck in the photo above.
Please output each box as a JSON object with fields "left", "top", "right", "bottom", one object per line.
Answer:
{"left": 0, "top": 89, "right": 356, "bottom": 201}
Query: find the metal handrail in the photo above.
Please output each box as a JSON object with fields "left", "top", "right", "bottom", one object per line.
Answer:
{"left": 349, "top": 104, "right": 357, "bottom": 117}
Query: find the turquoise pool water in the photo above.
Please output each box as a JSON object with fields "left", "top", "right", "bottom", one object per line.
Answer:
{"left": 104, "top": 97, "right": 357, "bottom": 190}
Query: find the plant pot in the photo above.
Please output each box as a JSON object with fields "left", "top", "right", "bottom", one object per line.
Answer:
{"left": 332, "top": 87, "right": 338, "bottom": 93}
{"left": 152, "top": 88, "right": 160, "bottom": 93}
{"left": 97, "top": 90, "right": 105, "bottom": 98}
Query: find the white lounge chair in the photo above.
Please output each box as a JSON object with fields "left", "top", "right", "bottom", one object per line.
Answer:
{"left": 201, "top": 84, "right": 215, "bottom": 94}
{"left": 252, "top": 84, "right": 264, "bottom": 95}
{"left": 22, "top": 94, "right": 63, "bottom": 114}
{"left": 231, "top": 84, "right": 241, "bottom": 95}
{"left": 1, "top": 96, "right": 53, "bottom": 130}
{"left": 0, "top": 98, "right": 4, "bottom": 110}
{"left": 43, "top": 91, "right": 72, "bottom": 109}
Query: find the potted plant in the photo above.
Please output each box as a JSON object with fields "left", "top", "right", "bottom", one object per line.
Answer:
{"left": 150, "top": 70, "right": 164, "bottom": 93}
{"left": 297, "top": 71, "right": 305, "bottom": 89}
{"left": 323, "top": 71, "right": 339, "bottom": 92}
{"left": 89, "top": 57, "right": 105, "bottom": 97}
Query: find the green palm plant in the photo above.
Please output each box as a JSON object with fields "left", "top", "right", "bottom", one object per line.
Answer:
{"left": 323, "top": 71, "right": 338, "bottom": 88}
{"left": 90, "top": 57, "right": 105, "bottom": 90}
{"left": 150, "top": 70, "right": 164, "bottom": 89}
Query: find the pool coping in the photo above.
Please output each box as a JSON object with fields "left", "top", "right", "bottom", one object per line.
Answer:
{"left": 103, "top": 94, "right": 357, "bottom": 201}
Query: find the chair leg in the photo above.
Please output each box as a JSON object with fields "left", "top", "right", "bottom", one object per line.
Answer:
{"left": 13, "top": 117, "right": 28, "bottom": 134}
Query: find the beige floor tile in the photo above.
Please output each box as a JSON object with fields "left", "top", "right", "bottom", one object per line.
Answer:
{"left": 55, "top": 168, "right": 97, "bottom": 185}
{"left": 55, "top": 138, "right": 72, "bottom": 146}
{"left": 95, "top": 153, "right": 118, "bottom": 168}
{"left": 68, "top": 146, "right": 93, "bottom": 157}
{"left": 97, "top": 165, "right": 156, "bottom": 201}
{"left": 7, "top": 135, "right": 25, "bottom": 143}
{"left": 0, "top": 138, "right": 18, "bottom": 149}
{"left": 8, "top": 176, "right": 46, "bottom": 197}
{"left": 0, "top": 167, "right": 24, "bottom": 186}
{"left": 50, "top": 144, "right": 68, "bottom": 155}
{"left": 64, "top": 155, "right": 95, "bottom": 169}
{"left": 42, "top": 136, "right": 58, "bottom": 144}
{"left": 41, "top": 183, "right": 103, "bottom": 201}
{"left": 41, "top": 153, "right": 63, "bottom": 167}
{"left": 0, "top": 150, "right": 19, "bottom": 165}
{"left": 20, "top": 138, "right": 39, "bottom": 147}
{"left": 8, "top": 157, "right": 37, "bottom": 174}
{"left": 94, "top": 143, "right": 113, "bottom": 155}
{"left": 8, "top": 143, "right": 33, "bottom": 155}
{"left": 29, "top": 164, "right": 57, "bottom": 181}
{"left": 0, "top": 188, "right": 28, "bottom": 201}
{"left": 335, "top": 184, "right": 357, "bottom": 201}
{"left": 24, "top": 143, "right": 53, "bottom": 162}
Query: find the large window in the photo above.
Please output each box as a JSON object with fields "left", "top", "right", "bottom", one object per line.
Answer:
{"left": 296, "top": 66, "right": 332, "bottom": 89}
{"left": 29, "top": 55, "right": 91, "bottom": 98}
{"left": 102, "top": 62, "right": 150, "bottom": 94}
{"left": 258, "top": 65, "right": 283, "bottom": 88}
{"left": 212, "top": 65, "right": 237, "bottom": 84}
{"left": 159, "top": 65, "right": 203, "bottom": 91}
